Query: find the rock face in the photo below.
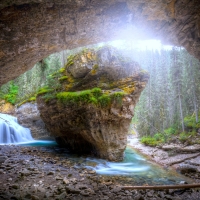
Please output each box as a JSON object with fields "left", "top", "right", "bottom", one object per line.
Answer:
{"left": 37, "top": 47, "right": 148, "bottom": 161}
{"left": 0, "top": 0, "right": 200, "bottom": 86}
{"left": 15, "top": 103, "right": 50, "bottom": 139}
{"left": 0, "top": 100, "right": 50, "bottom": 139}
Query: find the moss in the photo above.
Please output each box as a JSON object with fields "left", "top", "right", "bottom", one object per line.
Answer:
{"left": 59, "top": 67, "right": 65, "bottom": 73}
{"left": 56, "top": 87, "right": 117, "bottom": 108}
{"left": 98, "top": 94, "right": 111, "bottom": 108}
{"left": 37, "top": 87, "right": 53, "bottom": 95}
{"left": 42, "top": 93, "right": 56, "bottom": 102}
{"left": 66, "top": 55, "right": 75, "bottom": 68}
{"left": 91, "top": 64, "right": 99, "bottom": 75}
{"left": 57, "top": 91, "right": 90, "bottom": 104}
{"left": 110, "top": 92, "right": 125, "bottom": 105}
{"left": 17, "top": 96, "right": 36, "bottom": 107}
{"left": 59, "top": 76, "right": 68, "bottom": 81}
{"left": 121, "top": 85, "right": 135, "bottom": 94}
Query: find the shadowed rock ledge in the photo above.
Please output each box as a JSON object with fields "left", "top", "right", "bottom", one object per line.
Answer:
{"left": 37, "top": 46, "right": 148, "bottom": 161}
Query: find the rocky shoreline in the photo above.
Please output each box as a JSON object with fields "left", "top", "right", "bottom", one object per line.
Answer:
{"left": 0, "top": 144, "right": 200, "bottom": 200}
{"left": 128, "top": 137, "right": 200, "bottom": 183}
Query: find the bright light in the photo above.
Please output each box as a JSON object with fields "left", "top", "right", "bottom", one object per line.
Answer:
{"left": 109, "top": 39, "right": 172, "bottom": 51}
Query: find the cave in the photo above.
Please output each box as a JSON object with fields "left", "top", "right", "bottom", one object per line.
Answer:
{"left": 0, "top": 0, "right": 200, "bottom": 86}
{"left": 0, "top": 1, "right": 200, "bottom": 199}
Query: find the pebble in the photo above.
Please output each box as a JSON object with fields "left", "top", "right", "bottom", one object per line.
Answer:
{"left": 0, "top": 145, "right": 199, "bottom": 200}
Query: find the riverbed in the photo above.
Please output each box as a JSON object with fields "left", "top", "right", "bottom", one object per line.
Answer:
{"left": 0, "top": 141, "right": 199, "bottom": 199}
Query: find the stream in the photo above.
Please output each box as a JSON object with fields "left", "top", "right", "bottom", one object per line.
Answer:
{"left": 0, "top": 113, "right": 191, "bottom": 186}
{"left": 18, "top": 140, "right": 191, "bottom": 186}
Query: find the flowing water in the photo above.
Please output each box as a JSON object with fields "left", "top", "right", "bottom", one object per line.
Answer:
{"left": 0, "top": 113, "right": 34, "bottom": 144}
{"left": 0, "top": 113, "right": 191, "bottom": 185}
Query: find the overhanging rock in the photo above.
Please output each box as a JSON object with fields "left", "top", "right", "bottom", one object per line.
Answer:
{"left": 37, "top": 46, "right": 149, "bottom": 161}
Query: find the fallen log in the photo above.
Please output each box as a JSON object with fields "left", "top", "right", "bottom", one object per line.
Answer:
{"left": 121, "top": 183, "right": 200, "bottom": 190}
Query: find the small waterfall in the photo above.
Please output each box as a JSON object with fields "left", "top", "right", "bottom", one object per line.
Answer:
{"left": 0, "top": 113, "right": 34, "bottom": 144}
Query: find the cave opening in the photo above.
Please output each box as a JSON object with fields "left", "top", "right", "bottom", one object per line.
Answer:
{"left": 1, "top": 0, "right": 200, "bottom": 199}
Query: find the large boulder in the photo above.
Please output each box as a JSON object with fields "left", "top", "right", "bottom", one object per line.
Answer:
{"left": 37, "top": 46, "right": 149, "bottom": 161}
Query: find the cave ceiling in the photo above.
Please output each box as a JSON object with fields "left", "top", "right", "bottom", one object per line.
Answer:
{"left": 0, "top": 0, "right": 200, "bottom": 86}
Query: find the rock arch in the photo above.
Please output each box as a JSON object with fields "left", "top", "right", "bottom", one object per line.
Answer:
{"left": 0, "top": 0, "right": 200, "bottom": 85}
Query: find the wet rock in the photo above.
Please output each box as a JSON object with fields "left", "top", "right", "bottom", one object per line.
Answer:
{"left": 0, "top": 156, "right": 8, "bottom": 164}
{"left": 57, "top": 192, "right": 67, "bottom": 200}
{"left": 16, "top": 103, "right": 50, "bottom": 139}
{"left": 11, "top": 184, "right": 19, "bottom": 189}
{"left": 63, "top": 178, "right": 70, "bottom": 185}
{"left": 65, "top": 186, "right": 81, "bottom": 194}
{"left": 31, "top": 195, "right": 40, "bottom": 200}
{"left": 177, "top": 164, "right": 197, "bottom": 174}
{"left": 47, "top": 171, "right": 55, "bottom": 175}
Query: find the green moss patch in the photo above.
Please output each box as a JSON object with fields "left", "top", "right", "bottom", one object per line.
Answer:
{"left": 56, "top": 88, "right": 125, "bottom": 108}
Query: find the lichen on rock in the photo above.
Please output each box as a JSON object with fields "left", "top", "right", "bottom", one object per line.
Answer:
{"left": 37, "top": 46, "right": 149, "bottom": 161}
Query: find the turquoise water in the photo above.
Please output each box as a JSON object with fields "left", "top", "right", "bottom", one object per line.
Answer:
{"left": 17, "top": 140, "right": 58, "bottom": 147}
{"left": 17, "top": 141, "right": 191, "bottom": 185}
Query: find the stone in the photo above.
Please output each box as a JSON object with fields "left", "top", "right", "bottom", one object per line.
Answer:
{"left": 0, "top": 156, "right": 8, "bottom": 164}
{"left": 16, "top": 103, "right": 50, "bottom": 139}
{"left": 31, "top": 195, "right": 40, "bottom": 200}
{"left": 63, "top": 178, "right": 70, "bottom": 185}
{"left": 37, "top": 47, "right": 148, "bottom": 161}
{"left": 0, "top": 1, "right": 200, "bottom": 86}
{"left": 65, "top": 186, "right": 81, "bottom": 194}
{"left": 11, "top": 184, "right": 19, "bottom": 189}
{"left": 47, "top": 171, "right": 55, "bottom": 175}
{"left": 177, "top": 164, "right": 197, "bottom": 174}
{"left": 57, "top": 192, "right": 67, "bottom": 200}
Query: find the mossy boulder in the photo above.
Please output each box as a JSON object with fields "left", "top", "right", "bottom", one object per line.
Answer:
{"left": 37, "top": 46, "right": 149, "bottom": 161}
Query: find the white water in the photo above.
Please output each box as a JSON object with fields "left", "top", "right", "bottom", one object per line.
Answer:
{"left": 0, "top": 113, "right": 34, "bottom": 144}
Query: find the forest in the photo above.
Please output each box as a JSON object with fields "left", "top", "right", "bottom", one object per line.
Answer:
{"left": 1, "top": 45, "right": 200, "bottom": 146}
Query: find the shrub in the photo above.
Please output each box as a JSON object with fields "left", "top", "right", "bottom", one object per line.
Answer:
{"left": 164, "top": 127, "right": 176, "bottom": 135}
{"left": 140, "top": 136, "right": 161, "bottom": 147}
{"left": 4, "top": 81, "right": 18, "bottom": 105}
{"left": 179, "top": 132, "right": 189, "bottom": 143}
{"left": 184, "top": 115, "right": 200, "bottom": 129}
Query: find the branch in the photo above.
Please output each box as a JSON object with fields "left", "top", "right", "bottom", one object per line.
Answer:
{"left": 121, "top": 183, "right": 200, "bottom": 190}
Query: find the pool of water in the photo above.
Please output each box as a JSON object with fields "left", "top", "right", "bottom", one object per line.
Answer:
{"left": 16, "top": 140, "right": 58, "bottom": 147}
{"left": 15, "top": 140, "right": 191, "bottom": 185}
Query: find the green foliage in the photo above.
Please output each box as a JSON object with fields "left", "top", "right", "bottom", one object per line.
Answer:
{"left": 56, "top": 91, "right": 91, "bottom": 104}
{"left": 179, "top": 132, "right": 189, "bottom": 143}
{"left": 37, "top": 87, "right": 53, "bottom": 95}
{"left": 17, "top": 96, "right": 36, "bottom": 107}
{"left": 4, "top": 81, "right": 18, "bottom": 105}
{"left": 140, "top": 136, "right": 163, "bottom": 147}
{"left": 98, "top": 94, "right": 111, "bottom": 107}
{"left": 164, "top": 127, "right": 176, "bottom": 135}
{"left": 42, "top": 93, "right": 56, "bottom": 102}
{"left": 59, "top": 68, "right": 65, "bottom": 73}
{"left": 56, "top": 88, "right": 121, "bottom": 108}
{"left": 110, "top": 92, "right": 125, "bottom": 105}
{"left": 59, "top": 76, "right": 68, "bottom": 81}
{"left": 184, "top": 115, "right": 200, "bottom": 129}
{"left": 91, "top": 87, "right": 102, "bottom": 98}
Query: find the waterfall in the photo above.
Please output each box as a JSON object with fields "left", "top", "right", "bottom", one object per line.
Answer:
{"left": 0, "top": 113, "right": 34, "bottom": 144}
